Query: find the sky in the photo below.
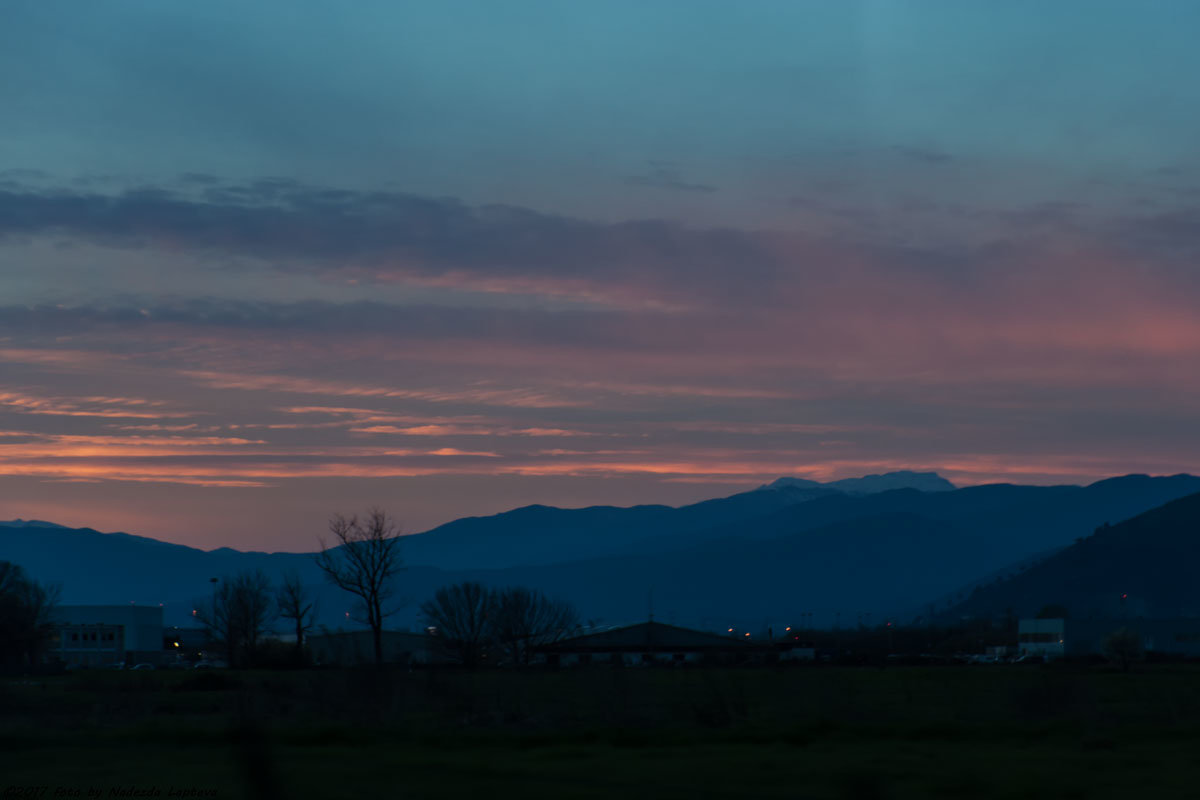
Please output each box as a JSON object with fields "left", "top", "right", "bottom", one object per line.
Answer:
{"left": 3, "top": 1, "right": 1200, "bottom": 551}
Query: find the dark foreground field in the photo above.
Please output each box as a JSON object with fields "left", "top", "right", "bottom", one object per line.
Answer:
{"left": 4, "top": 665, "right": 1200, "bottom": 799}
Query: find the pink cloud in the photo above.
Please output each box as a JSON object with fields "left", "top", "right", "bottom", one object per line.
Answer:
{"left": 0, "top": 390, "right": 196, "bottom": 419}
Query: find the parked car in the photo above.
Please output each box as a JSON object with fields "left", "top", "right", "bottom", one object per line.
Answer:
{"left": 131, "top": 663, "right": 156, "bottom": 671}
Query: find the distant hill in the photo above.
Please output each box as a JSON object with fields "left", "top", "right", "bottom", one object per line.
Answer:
{"left": 759, "top": 470, "right": 955, "bottom": 494}
{"left": 398, "top": 470, "right": 947, "bottom": 569}
{"left": 396, "top": 484, "right": 833, "bottom": 570}
{"left": 449, "top": 511, "right": 988, "bottom": 629}
{"left": 717, "top": 474, "right": 1200, "bottom": 555}
{"left": 627, "top": 474, "right": 1200, "bottom": 578}
{"left": 440, "top": 475, "right": 1200, "bottom": 628}
{"left": 0, "top": 478, "right": 846, "bottom": 627}
{"left": 0, "top": 522, "right": 326, "bottom": 619}
{"left": 4, "top": 473, "right": 1199, "bottom": 631}
{"left": 946, "top": 490, "right": 1200, "bottom": 620}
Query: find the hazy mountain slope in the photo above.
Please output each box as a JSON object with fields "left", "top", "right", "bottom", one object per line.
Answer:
{"left": 0, "top": 520, "right": 456, "bottom": 629}
{"left": 400, "top": 475, "right": 1200, "bottom": 629}
{"left": 440, "top": 512, "right": 987, "bottom": 629}
{"left": 392, "top": 484, "right": 838, "bottom": 569}
{"left": 947, "top": 491, "right": 1200, "bottom": 620}
{"left": 6, "top": 474, "right": 1200, "bottom": 632}
{"left": 0, "top": 510, "right": 985, "bottom": 630}
{"left": 0, "top": 470, "right": 945, "bottom": 588}
{"left": 648, "top": 474, "right": 1200, "bottom": 565}
{"left": 0, "top": 486, "right": 825, "bottom": 608}
{"left": 446, "top": 477, "right": 1200, "bottom": 628}
{"left": 917, "top": 545, "right": 1068, "bottom": 618}
{"left": 390, "top": 470, "right": 951, "bottom": 569}
{"left": 0, "top": 480, "right": 874, "bottom": 628}
{"left": 0, "top": 522, "right": 322, "bottom": 609}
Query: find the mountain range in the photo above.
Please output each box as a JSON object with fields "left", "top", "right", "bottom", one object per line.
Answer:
{"left": 4, "top": 470, "right": 1199, "bottom": 631}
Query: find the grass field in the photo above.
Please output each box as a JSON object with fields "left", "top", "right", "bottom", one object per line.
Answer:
{"left": 4, "top": 664, "right": 1200, "bottom": 798}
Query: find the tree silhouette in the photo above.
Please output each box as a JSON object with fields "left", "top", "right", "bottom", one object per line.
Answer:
{"left": 421, "top": 581, "right": 495, "bottom": 667}
{"left": 276, "top": 570, "right": 317, "bottom": 664}
{"left": 315, "top": 508, "right": 405, "bottom": 666}
{"left": 0, "top": 561, "right": 59, "bottom": 672}
{"left": 195, "top": 570, "right": 274, "bottom": 667}
{"left": 493, "top": 586, "right": 578, "bottom": 666}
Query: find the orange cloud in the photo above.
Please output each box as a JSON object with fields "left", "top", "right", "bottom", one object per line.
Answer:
{"left": 349, "top": 423, "right": 594, "bottom": 438}
{"left": 183, "top": 371, "right": 585, "bottom": 408}
{"left": 0, "top": 391, "right": 195, "bottom": 419}
{"left": 0, "top": 348, "right": 122, "bottom": 368}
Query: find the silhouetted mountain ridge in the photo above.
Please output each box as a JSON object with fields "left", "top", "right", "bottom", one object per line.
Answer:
{"left": 4, "top": 473, "right": 1199, "bottom": 630}
{"left": 947, "top": 489, "right": 1200, "bottom": 620}
{"left": 396, "top": 485, "right": 839, "bottom": 569}
{"left": 399, "top": 470, "right": 953, "bottom": 569}
{"left": 759, "top": 470, "right": 955, "bottom": 494}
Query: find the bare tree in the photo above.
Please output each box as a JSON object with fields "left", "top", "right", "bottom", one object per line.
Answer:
{"left": 420, "top": 582, "right": 496, "bottom": 668}
{"left": 0, "top": 561, "right": 60, "bottom": 672}
{"left": 195, "top": 570, "right": 274, "bottom": 668}
{"left": 276, "top": 570, "right": 317, "bottom": 663}
{"left": 235, "top": 571, "right": 275, "bottom": 664}
{"left": 315, "top": 508, "right": 405, "bottom": 665}
{"left": 493, "top": 586, "right": 579, "bottom": 666}
{"left": 195, "top": 580, "right": 237, "bottom": 666}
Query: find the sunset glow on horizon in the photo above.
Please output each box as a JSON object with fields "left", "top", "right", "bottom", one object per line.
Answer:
{"left": 4, "top": 1, "right": 1200, "bottom": 550}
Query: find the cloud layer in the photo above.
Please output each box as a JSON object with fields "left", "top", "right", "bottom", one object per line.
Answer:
{"left": 4, "top": 2, "right": 1200, "bottom": 549}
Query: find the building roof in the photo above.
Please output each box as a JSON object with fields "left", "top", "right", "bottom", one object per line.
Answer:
{"left": 541, "top": 621, "right": 749, "bottom": 653}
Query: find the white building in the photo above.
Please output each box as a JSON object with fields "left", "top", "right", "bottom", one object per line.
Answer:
{"left": 1018, "top": 618, "right": 1065, "bottom": 659}
{"left": 53, "top": 605, "right": 164, "bottom": 666}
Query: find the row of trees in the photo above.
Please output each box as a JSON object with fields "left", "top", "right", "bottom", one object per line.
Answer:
{"left": 5, "top": 507, "right": 573, "bottom": 671}
{"left": 193, "top": 569, "right": 316, "bottom": 668}
{"left": 195, "top": 508, "right": 400, "bottom": 667}
{"left": 421, "top": 582, "right": 578, "bottom": 667}
{"left": 0, "top": 561, "right": 59, "bottom": 671}
{"left": 196, "top": 509, "right": 578, "bottom": 669}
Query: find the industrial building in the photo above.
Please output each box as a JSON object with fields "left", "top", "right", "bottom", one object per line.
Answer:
{"left": 52, "top": 605, "right": 165, "bottom": 667}
{"left": 1017, "top": 618, "right": 1066, "bottom": 659}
